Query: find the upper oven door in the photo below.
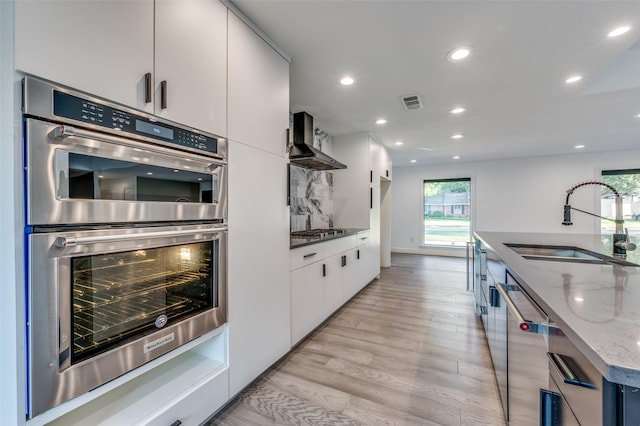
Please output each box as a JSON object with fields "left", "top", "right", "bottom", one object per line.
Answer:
{"left": 25, "top": 118, "right": 227, "bottom": 225}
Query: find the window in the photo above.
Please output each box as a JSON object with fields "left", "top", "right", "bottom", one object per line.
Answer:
{"left": 423, "top": 178, "right": 471, "bottom": 246}
{"left": 601, "top": 169, "right": 640, "bottom": 235}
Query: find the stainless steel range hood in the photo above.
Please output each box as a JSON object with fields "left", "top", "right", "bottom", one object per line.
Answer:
{"left": 289, "top": 112, "right": 347, "bottom": 170}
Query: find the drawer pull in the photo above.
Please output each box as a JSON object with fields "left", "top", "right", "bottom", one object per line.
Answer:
{"left": 547, "top": 352, "right": 596, "bottom": 389}
{"left": 303, "top": 252, "right": 317, "bottom": 259}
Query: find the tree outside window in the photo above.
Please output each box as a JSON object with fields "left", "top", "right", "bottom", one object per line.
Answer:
{"left": 423, "top": 178, "right": 471, "bottom": 246}
{"left": 601, "top": 170, "right": 640, "bottom": 235}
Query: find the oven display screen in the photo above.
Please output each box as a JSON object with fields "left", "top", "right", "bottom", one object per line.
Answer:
{"left": 136, "top": 120, "right": 174, "bottom": 140}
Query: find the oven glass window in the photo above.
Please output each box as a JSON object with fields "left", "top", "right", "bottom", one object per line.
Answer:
{"left": 67, "top": 153, "right": 218, "bottom": 203}
{"left": 70, "top": 241, "right": 217, "bottom": 364}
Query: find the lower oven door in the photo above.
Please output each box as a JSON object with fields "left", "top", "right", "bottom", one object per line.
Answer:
{"left": 27, "top": 223, "right": 227, "bottom": 417}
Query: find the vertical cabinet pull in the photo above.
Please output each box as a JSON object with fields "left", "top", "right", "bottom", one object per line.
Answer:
{"left": 369, "top": 170, "right": 373, "bottom": 183}
{"left": 357, "top": 249, "right": 360, "bottom": 260}
{"left": 370, "top": 187, "right": 373, "bottom": 209}
{"left": 144, "top": 73, "right": 152, "bottom": 103}
{"left": 386, "top": 169, "right": 389, "bottom": 178}
{"left": 539, "top": 389, "right": 561, "bottom": 426}
{"left": 322, "top": 264, "right": 326, "bottom": 277}
{"left": 160, "top": 80, "right": 168, "bottom": 109}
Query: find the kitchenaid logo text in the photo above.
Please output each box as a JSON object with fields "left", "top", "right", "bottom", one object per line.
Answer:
{"left": 143, "top": 333, "right": 175, "bottom": 354}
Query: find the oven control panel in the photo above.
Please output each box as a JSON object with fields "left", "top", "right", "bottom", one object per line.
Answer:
{"left": 52, "top": 90, "right": 218, "bottom": 155}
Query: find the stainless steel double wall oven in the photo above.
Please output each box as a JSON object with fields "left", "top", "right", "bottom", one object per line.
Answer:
{"left": 23, "top": 77, "right": 228, "bottom": 417}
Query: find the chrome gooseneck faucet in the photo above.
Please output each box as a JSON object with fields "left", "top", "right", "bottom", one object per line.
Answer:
{"left": 562, "top": 181, "right": 636, "bottom": 256}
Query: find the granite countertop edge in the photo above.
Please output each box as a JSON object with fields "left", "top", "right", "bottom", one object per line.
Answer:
{"left": 290, "top": 228, "right": 369, "bottom": 249}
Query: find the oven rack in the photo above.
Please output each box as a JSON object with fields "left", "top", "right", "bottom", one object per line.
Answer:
{"left": 73, "top": 294, "right": 208, "bottom": 353}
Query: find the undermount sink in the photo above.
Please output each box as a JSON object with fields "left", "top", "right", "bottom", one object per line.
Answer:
{"left": 505, "top": 243, "right": 639, "bottom": 267}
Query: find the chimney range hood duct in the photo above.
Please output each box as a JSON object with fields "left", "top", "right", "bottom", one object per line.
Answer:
{"left": 289, "top": 112, "right": 347, "bottom": 171}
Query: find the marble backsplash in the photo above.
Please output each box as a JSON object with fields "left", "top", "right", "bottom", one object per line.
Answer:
{"left": 290, "top": 165, "right": 333, "bottom": 231}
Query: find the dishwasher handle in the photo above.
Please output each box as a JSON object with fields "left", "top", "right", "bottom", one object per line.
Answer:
{"left": 496, "top": 282, "right": 543, "bottom": 333}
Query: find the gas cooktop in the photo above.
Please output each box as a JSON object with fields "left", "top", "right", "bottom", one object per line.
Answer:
{"left": 290, "top": 228, "right": 348, "bottom": 238}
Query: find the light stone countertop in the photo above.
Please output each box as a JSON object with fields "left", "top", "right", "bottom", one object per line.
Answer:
{"left": 476, "top": 231, "right": 640, "bottom": 387}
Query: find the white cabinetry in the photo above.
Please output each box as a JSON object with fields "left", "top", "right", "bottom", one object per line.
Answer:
{"left": 227, "top": 142, "right": 290, "bottom": 396}
{"left": 15, "top": 0, "right": 227, "bottom": 136}
{"left": 290, "top": 235, "right": 371, "bottom": 346}
{"left": 227, "top": 11, "right": 290, "bottom": 155}
{"left": 39, "top": 329, "right": 228, "bottom": 426}
{"left": 15, "top": 0, "right": 154, "bottom": 112}
{"left": 369, "top": 137, "right": 392, "bottom": 184}
{"left": 154, "top": 0, "right": 227, "bottom": 136}
{"left": 332, "top": 134, "right": 371, "bottom": 229}
{"left": 226, "top": 12, "right": 290, "bottom": 397}
{"left": 290, "top": 261, "right": 326, "bottom": 345}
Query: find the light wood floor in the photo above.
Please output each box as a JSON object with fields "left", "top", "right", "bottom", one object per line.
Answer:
{"left": 205, "top": 254, "right": 506, "bottom": 426}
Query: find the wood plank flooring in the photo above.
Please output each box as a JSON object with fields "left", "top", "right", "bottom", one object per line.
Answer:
{"left": 205, "top": 254, "right": 505, "bottom": 426}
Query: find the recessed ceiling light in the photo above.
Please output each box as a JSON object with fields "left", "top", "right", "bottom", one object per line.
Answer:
{"left": 608, "top": 26, "right": 630, "bottom": 38}
{"left": 174, "top": 169, "right": 179, "bottom": 172}
{"left": 146, "top": 172, "right": 153, "bottom": 175}
{"left": 565, "top": 75, "right": 583, "bottom": 84}
{"left": 575, "top": 144, "right": 585, "bottom": 149}
{"left": 574, "top": 296, "right": 584, "bottom": 302}
{"left": 453, "top": 155, "right": 460, "bottom": 159}
{"left": 451, "top": 133, "right": 464, "bottom": 139}
{"left": 450, "top": 107, "right": 466, "bottom": 114}
{"left": 98, "top": 175, "right": 104, "bottom": 179}
{"left": 395, "top": 141, "right": 404, "bottom": 146}
{"left": 447, "top": 46, "right": 472, "bottom": 62}
{"left": 410, "top": 159, "right": 417, "bottom": 163}
{"left": 340, "top": 76, "right": 354, "bottom": 86}
{"left": 635, "top": 113, "right": 640, "bottom": 118}
{"left": 375, "top": 118, "right": 387, "bottom": 125}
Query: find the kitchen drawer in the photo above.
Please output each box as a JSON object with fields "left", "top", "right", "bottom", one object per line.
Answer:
{"left": 548, "top": 327, "right": 603, "bottom": 425}
{"left": 290, "top": 235, "right": 356, "bottom": 271}
{"left": 356, "top": 230, "right": 370, "bottom": 246}
{"left": 142, "top": 367, "right": 229, "bottom": 426}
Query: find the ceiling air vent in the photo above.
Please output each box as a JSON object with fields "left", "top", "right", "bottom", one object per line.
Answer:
{"left": 401, "top": 94, "right": 423, "bottom": 110}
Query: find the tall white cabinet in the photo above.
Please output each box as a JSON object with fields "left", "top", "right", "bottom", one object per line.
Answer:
{"left": 226, "top": 10, "right": 291, "bottom": 397}
{"left": 333, "top": 133, "right": 392, "bottom": 275}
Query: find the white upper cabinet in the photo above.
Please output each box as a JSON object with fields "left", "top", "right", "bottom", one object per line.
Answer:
{"left": 228, "top": 11, "right": 290, "bottom": 155}
{"left": 16, "top": 0, "right": 228, "bottom": 136}
{"left": 15, "top": 0, "right": 154, "bottom": 112}
{"left": 154, "top": 0, "right": 227, "bottom": 136}
{"left": 370, "top": 137, "right": 392, "bottom": 184}
{"left": 332, "top": 133, "right": 372, "bottom": 229}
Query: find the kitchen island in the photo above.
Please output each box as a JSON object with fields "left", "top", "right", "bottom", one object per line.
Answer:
{"left": 476, "top": 231, "right": 640, "bottom": 424}
{"left": 477, "top": 231, "right": 640, "bottom": 386}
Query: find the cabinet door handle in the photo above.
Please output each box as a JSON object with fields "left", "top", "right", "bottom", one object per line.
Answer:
{"left": 386, "top": 169, "right": 389, "bottom": 177}
{"left": 539, "top": 389, "right": 561, "bottom": 426}
{"left": 341, "top": 255, "right": 347, "bottom": 267}
{"left": 370, "top": 170, "right": 373, "bottom": 183}
{"left": 322, "top": 263, "right": 326, "bottom": 277}
{"left": 144, "top": 73, "right": 152, "bottom": 103}
{"left": 370, "top": 187, "right": 373, "bottom": 209}
{"left": 303, "top": 252, "right": 317, "bottom": 259}
{"left": 357, "top": 249, "right": 360, "bottom": 260}
{"left": 160, "top": 80, "right": 168, "bottom": 109}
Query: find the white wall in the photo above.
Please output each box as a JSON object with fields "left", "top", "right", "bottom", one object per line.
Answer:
{"left": 391, "top": 149, "right": 640, "bottom": 253}
{"left": 1, "top": 1, "right": 24, "bottom": 424}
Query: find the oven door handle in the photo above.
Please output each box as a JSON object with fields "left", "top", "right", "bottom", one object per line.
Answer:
{"left": 51, "top": 125, "right": 226, "bottom": 167}
{"left": 55, "top": 226, "right": 227, "bottom": 248}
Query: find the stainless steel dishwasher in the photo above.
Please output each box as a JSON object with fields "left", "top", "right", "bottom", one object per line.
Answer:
{"left": 497, "top": 272, "right": 551, "bottom": 425}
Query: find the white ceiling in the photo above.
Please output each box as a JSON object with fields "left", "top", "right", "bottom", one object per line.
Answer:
{"left": 231, "top": 0, "right": 640, "bottom": 167}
